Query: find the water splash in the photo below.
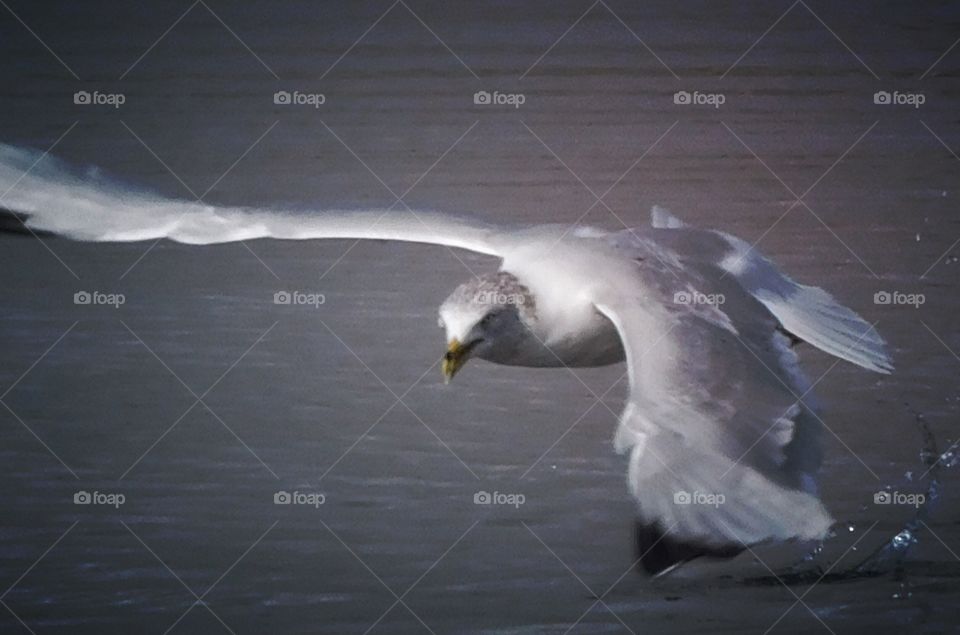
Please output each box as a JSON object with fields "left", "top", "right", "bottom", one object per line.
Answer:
{"left": 937, "top": 446, "right": 959, "bottom": 469}
{"left": 850, "top": 407, "right": 939, "bottom": 578}
{"left": 745, "top": 405, "right": 942, "bottom": 586}
{"left": 891, "top": 529, "right": 914, "bottom": 551}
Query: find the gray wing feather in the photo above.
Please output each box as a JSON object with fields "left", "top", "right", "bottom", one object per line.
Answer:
{"left": 648, "top": 207, "right": 893, "bottom": 373}
{"left": 594, "top": 235, "right": 832, "bottom": 548}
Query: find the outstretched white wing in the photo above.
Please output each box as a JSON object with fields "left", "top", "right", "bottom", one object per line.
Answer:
{"left": 591, "top": 240, "right": 834, "bottom": 555}
{"left": 0, "top": 144, "right": 501, "bottom": 256}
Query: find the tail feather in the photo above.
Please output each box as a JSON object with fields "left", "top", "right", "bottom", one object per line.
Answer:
{"left": 650, "top": 205, "right": 686, "bottom": 229}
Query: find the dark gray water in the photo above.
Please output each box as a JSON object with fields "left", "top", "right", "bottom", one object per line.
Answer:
{"left": 1, "top": 1, "right": 959, "bottom": 633}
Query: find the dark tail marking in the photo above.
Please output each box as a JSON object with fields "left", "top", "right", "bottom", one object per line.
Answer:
{"left": 635, "top": 520, "right": 744, "bottom": 575}
{"left": 0, "top": 209, "right": 53, "bottom": 237}
{"left": 776, "top": 325, "right": 804, "bottom": 348}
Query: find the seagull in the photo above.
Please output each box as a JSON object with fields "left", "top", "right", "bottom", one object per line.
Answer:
{"left": 0, "top": 144, "right": 893, "bottom": 574}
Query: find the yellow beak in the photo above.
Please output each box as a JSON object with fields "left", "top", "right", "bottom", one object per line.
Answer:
{"left": 442, "top": 338, "right": 471, "bottom": 383}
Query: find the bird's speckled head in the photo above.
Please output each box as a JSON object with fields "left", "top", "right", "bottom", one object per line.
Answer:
{"left": 438, "top": 271, "right": 535, "bottom": 381}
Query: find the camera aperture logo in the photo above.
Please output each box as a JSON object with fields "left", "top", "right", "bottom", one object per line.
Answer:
{"left": 873, "top": 91, "right": 925, "bottom": 109}
{"left": 673, "top": 290, "right": 725, "bottom": 306}
{"left": 274, "top": 90, "right": 326, "bottom": 109}
{"left": 673, "top": 490, "right": 725, "bottom": 508}
{"left": 274, "top": 490, "right": 326, "bottom": 508}
{"left": 74, "top": 90, "right": 126, "bottom": 108}
{"left": 674, "top": 90, "right": 725, "bottom": 109}
{"left": 74, "top": 290, "right": 125, "bottom": 308}
{"left": 74, "top": 490, "right": 125, "bottom": 508}
{"left": 273, "top": 290, "right": 325, "bottom": 308}
{"left": 873, "top": 490, "right": 925, "bottom": 508}
{"left": 473, "top": 90, "right": 525, "bottom": 109}
{"left": 874, "top": 290, "right": 924, "bottom": 308}
{"left": 473, "top": 490, "right": 525, "bottom": 509}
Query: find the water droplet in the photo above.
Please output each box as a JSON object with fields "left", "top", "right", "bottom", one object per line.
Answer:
{"left": 892, "top": 529, "right": 913, "bottom": 550}
{"left": 939, "top": 450, "right": 959, "bottom": 468}
{"left": 893, "top": 583, "right": 913, "bottom": 599}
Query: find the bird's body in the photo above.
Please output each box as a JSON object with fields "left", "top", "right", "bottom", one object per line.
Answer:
{"left": 0, "top": 143, "right": 894, "bottom": 574}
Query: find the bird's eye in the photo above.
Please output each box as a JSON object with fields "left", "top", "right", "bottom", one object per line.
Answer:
{"left": 479, "top": 313, "right": 494, "bottom": 327}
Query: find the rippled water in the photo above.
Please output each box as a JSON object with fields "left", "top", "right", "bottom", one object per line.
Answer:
{"left": 1, "top": 1, "right": 959, "bottom": 633}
